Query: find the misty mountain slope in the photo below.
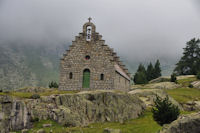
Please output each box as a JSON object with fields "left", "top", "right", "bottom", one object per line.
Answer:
{"left": 0, "top": 43, "right": 67, "bottom": 90}
{"left": 0, "top": 42, "right": 176, "bottom": 90}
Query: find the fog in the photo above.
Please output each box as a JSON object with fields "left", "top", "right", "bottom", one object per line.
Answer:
{"left": 0, "top": 0, "right": 200, "bottom": 62}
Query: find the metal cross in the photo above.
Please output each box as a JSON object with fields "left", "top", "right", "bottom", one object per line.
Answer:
{"left": 88, "top": 17, "right": 92, "bottom": 22}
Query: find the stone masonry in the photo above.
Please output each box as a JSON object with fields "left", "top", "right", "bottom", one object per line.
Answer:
{"left": 59, "top": 18, "right": 131, "bottom": 90}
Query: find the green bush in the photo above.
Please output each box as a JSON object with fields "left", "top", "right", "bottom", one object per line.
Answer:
{"left": 49, "top": 81, "right": 59, "bottom": 88}
{"left": 30, "top": 94, "right": 40, "bottom": 99}
{"left": 152, "top": 95, "right": 180, "bottom": 125}
{"left": 188, "top": 84, "right": 193, "bottom": 88}
{"left": 197, "top": 72, "right": 200, "bottom": 80}
{"left": 171, "top": 73, "right": 177, "bottom": 82}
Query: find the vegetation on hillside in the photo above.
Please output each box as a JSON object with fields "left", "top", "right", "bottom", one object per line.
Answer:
{"left": 16, "top": 110, "right": 162, "bottom": 133}
{"left": 0, "top": 88, "right": 79, "bottom": 99}
{"left": 133, "top": 60, "right": 162, "bottom": 84}
{"left": 49, "top": 81, "right": 59, "bottom": 88}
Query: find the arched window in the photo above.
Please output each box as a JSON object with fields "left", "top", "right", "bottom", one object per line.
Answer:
{"left": 69, "top": 72, "right": 73, "bottom": 79}
{"left": 100, "top": 74, "right": 104, "bottom": 80}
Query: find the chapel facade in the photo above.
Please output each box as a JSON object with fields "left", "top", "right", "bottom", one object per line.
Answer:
{"left": 59, "top": 18, "right": 131, "bottom": 90}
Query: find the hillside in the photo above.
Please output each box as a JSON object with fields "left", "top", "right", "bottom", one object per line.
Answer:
{"left": 0, "top": 43, "right": 176, "bottom": 90}
{"left": 0, "top": 75, "right": 200, "bottom": 133}
{"left": 0, "top": 43, "right": 67, "bottom": 90}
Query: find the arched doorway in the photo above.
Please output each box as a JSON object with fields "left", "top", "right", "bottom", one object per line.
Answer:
{"left": 83, "top": 69, "right": 90, "bottom": 88}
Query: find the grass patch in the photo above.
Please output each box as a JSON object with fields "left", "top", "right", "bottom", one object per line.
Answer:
{"left": 19, "top": 111, "right": 162, "bottom": 133}
{"left": 166, "top": 87, "right": 200, "bottom": 103}
{"left": 177, "top": 77, "right": 197, "bottom": 87}
{"left": 0, "top": 89, "right": 79, "bottom": 99}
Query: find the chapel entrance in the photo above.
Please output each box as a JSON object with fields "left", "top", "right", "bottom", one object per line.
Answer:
{"left": 83, "top": 69, "right": 90, "bottom": 88}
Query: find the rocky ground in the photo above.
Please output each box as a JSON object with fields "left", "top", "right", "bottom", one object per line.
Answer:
{"left": 0, "top": 90, "right": 145, "bottom": 133}
{"left": 159, "top": 112, "right": 200, "bottom": 133}
{"left": 0, "top": 75, "right": 200, "bottom": 133}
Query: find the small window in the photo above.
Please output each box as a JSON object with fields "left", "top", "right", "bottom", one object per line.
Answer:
{"left": 100, "top": 74, "right": 104, "bottom": 80}
{"left": 85, "top": 55, "right": 90, "bottom": 60}
{"left": 69, "top": 72, "right": 73, "bottom": 79}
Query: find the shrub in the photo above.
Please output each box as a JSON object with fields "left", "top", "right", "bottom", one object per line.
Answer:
{"left": 30, "top": 117, "right": 39, "bottom": 122}
{"left": 49, "top": 81, "right": 59, "bottom": 88}
{"left": 188, "top": 84, "right": 193, "bottom": 88}
{"left": 171, "top": 73, "right": 177, "bottom": 82}
{"left": 152, "top": 95, "right": 180, "bottom": 125}
{"left": 30, "top": 94, "right": 40, "bottom": 99}
{"left": 197, "top": 71, "right": 200, "bottom": 80}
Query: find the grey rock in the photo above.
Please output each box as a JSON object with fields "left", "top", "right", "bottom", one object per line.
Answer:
{"left": 42, "top": 124, "right": 52, "bottom": 128}
{"left": 159, "top": 112, "right": 200, "bottom": 133}
{"left": 191, "top": 81, "right": 200, "bottom": 89}
{"left": 103, "top": 128, "right": 121, "bottom": 133}
{"left": 21, "top": 129, "right": 29, "bottom": 133}
{"left": 37, "top": 129, "right": 45, "bottom": 133}
{"left": 183, "top": 101, "right": 200, "bottom": 111}
{"left": 129, "top": 89, "right": 183, "bottom": 110}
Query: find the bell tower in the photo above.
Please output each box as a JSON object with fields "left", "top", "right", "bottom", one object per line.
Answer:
{"left": 83, "top": 17, "right": 96, "bottom": 42}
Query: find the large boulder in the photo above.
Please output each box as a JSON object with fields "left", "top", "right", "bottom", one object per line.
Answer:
{"left": 0, "top": 90, "right": 146, "bottom": 132}
{"left": 131, "top": 82, "right": 181, "bottom": 90}
{"left": 144, "top": 82, "right": 181, "bottom": 90}
{"left": 159, "top": 112, "right": 200, "bottom": 133}
{"left": 149, "top": 76, "right": 170, "bottom": 83}
{"left": 0, "top": 96, "right": 32, "bottom": 133}
{"left": 129, "top": 89, "right": 183, "bottom": 110}
{"left": 182, "top": 101, "right": 200, "bottom": 111}
{"left": 191, "top": 81, "right": 200, "bottom": 89}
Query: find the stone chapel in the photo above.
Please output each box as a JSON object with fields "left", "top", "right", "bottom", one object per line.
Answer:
{"left": 59, "top": 18, "right": 131, "bottom": 90}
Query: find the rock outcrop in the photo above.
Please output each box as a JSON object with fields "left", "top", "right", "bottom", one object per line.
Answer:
{"left": 191, "top": 81, "right": 200, "bottom": 89}
{"left": 182, "top": 101, "right": 200, "bottom": 111}
{"left": 0, "top": 90, "right": 146, "bottom": 132}
{"left": 0, "top": 96, "right": 31, "bottom": 133}
{"left": 131, "top": 82, "right": 181, "bottom": 90}
{"left": 159, "top": 112, "right": 200, "bottom": 133}
{"left": 144, "top": 82, "right": 181, "bottom": 90}
{"left": 149, "top": 76, "right": 170, "bottom": 83}
{"left": 129, "top": 89, "right": 183, "bottom": 110}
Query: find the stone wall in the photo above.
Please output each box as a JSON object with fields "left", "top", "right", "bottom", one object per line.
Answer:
{"left": 114, "top": 72, "right": 130, "bottom": 90}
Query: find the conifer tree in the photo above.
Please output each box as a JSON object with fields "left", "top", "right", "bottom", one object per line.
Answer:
{"left": 133, "top": 64, "right": 148, "bottom": 84}
{"left": 154, "top": 59, "right": 161, "bottom": 78}
{"left": 174, "top": 38, "right": 200, "bottom": 75}
{"left": 147, "top": 62, "right": 154, "bottom": 81}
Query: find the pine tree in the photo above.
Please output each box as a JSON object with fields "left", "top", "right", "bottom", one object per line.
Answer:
{"left": 152, "top": 96, "right": 180, "bottom": 125}
{"left": 174, "top": 38, "right": 200, "bottom": 75}
{"left": 147, "top": 62, "right": 154, "bottom": 81}
{"left": 154, "top": 59, "right": 161, "bottom": 78}
{"left": 137, "top": 64, "right": 146, "bottom": 73}
{"left": 133, "top": 64, "right": 148, "bottom": 84}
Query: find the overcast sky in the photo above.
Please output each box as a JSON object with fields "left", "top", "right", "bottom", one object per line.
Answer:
{"left": 0, "top": 0, "right": 200, "bottom": 62}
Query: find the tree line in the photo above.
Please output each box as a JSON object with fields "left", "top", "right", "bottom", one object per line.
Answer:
{"left": 133, "top": 38, "right": 200, "bottom": 84}
{"left": 133, "top": 60, "right": 161, "bottom": 84}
